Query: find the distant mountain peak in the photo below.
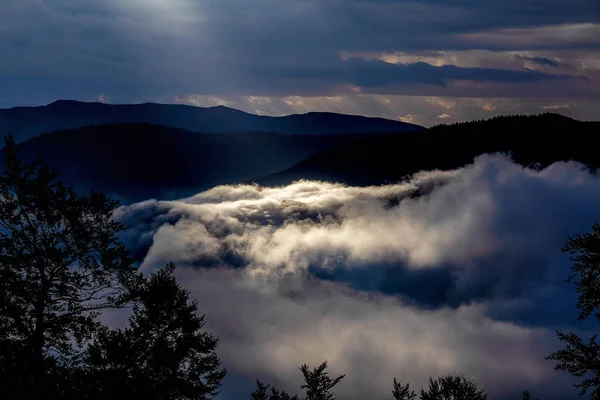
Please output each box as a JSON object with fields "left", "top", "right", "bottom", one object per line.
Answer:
{"left": 48, "top": 99, "right": 87, "bottom": 106}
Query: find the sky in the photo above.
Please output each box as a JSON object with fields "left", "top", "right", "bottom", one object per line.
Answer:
{"left": 111, "top": 154, "right": 600, "bottom": 399}
{"left": 2, "top": 0, "right": 600, "bottom": 126}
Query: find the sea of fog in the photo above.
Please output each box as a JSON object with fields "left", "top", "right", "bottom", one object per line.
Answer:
{"left": 108, "top": 153, "right": 600, "bottom": 399}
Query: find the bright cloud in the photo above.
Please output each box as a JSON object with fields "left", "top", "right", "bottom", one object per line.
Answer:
{"left": 114, "top": 154, "right": 600, "bottom": 399}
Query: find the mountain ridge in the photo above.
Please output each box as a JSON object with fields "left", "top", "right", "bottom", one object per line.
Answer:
{"left": 0, "top": 99, "right": 423, "bottom": 142}
{"left": 250, "top": 113, "right": 600, "bottom": 187}
{"left": 7, "top": 123, "right": 372, "bottom": 203}
{"left": 3, "top": 112, "right": 597, "bottom": 206}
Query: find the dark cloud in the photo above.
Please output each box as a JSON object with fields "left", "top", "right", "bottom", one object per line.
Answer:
{"left": 309, "top": 0, "right": 600, "bottom": 51}
{"left": 0, "top": 56, "right": 587, "bottom": 106}
{"left": 1, "top": 0, "right": 599, "bottom": 106}
{"left": 112, "top": 154, "right": 600, "bottom": 399}
{"left": 515, "top": 55, "right": 562, "bottom": 67}
{"left": 338, "top": 58, "right": 584, "bottom": 87}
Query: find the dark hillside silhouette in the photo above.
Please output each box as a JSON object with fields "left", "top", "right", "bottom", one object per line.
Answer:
{"left": 0, "top": 100, "right": 423, "bottom": 142}
{"left": 253, "top": 113, "right": 600, "bottom": 186}
{"left": 4, "top": 124, "right": 369, "bottom": 203}
{"left": 6, "top": 113, "right": 598, "bottom": 204}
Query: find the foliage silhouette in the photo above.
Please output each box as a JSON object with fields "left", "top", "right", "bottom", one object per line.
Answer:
{"left": 300, "top": 361, "right": 345, "bottom": 400}
{"left": 81, "top": 262, "right": 227, "bottom": 400}
{"left": 521, "top": 390, "right": 540, "bottom": 400}
{"left": 270, "top": 387, "right": 300, "bottom": 400}
{"left": 252, "top": 381, "right": 271, "bottom": 400}
{"left": 419, "top": 374, "right": 487, "bottom": 400}
{"left": 0, "top": 136, "right": 226, "bottom": 399}
{"left": 252, "top": 364, "right": 496, "bottom": 400}
{"left": 547, "top": 222, "right": 600, "bottom": 398}
{"left": 252, "top": 380, "right": 300, "bottom": 400}
{"left": 252, "top": 362, "right": 343, "bottom": 400}
{"left": 0, "top": 133, "right": 136, "bottom": 398}
{"left": 391, "top": 378, "right": 417, "bottom": 400}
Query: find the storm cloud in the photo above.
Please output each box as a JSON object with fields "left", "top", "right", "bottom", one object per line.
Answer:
{"left": 113, "top": 154, "right": 600, "bottom": 399}
{"left": 2, "top": 0, "right": 600, "bottom": 122}
{"left": 515, "top": 55, "right": 562, "bottom": 67}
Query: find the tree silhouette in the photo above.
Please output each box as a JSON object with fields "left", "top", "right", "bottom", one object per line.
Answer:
{"left": 522, "top": 390, "right": 541, "bottom": 400}
{"left": 251, "top": 362, "right": 343, "bottom": 400}
{"left": 391, "top": 378, "right": 417, "bottom": 400}
{"left": 547, "top": 222, "right": 600, "bottom": 398}
{"left": 252, "top": 380, "right": 300, "bottom": 400}
{"left": 0, "top": 134, "right": 136, "bottom": 398}
{"left": 269, "top": 387, "right": 300, "bottom": 400}
{"left": 419, "top": 374, "right": 487, "bottom": 400}
{"left": 252, "top": 381, "right": 271, "bottom": 400}
{"left": 82, "top": 262, "right": 227, "bottom": 399}
{"left": 299, "top": 361, "right": 345, "bottom": 400}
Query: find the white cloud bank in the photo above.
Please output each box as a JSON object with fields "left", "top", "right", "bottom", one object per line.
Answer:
{"left": 114, "top": 154, "right": 600, "bottom": 399}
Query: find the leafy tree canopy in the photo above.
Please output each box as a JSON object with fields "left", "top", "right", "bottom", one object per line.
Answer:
{"left": 419, "top": 374, "right": 487, "bottom": 400}
{"left": 83, "top": 262, "right": 227, "bottom": 400}
{"left": 547, "top": 222, "right": 600, "bottom": 398}
{"left": 0, "top": 133, "right": 136, "bottom": 398}
{"left": 0, "top": 135, "right": 226, "bottom": 399}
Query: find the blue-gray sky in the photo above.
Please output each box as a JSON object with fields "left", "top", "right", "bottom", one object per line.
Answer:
{"left": 2, "top": 0, "right": 600, "bottom": 125}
